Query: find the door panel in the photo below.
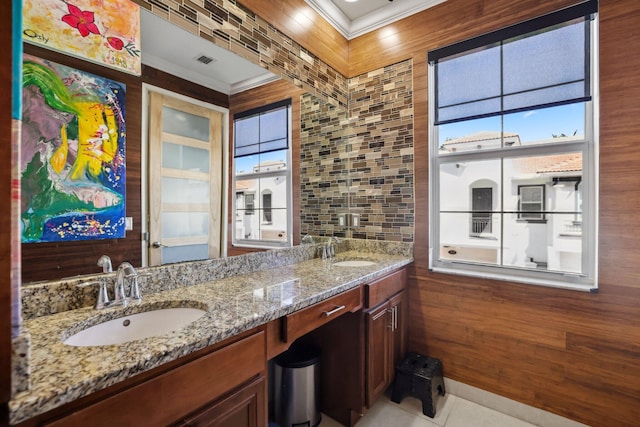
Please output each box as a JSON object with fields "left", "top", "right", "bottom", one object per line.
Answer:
{"left": 365, "top": 302, "right": 390, "bottom": 406}
{"left": 148, "top": 92, "right": 223, "bottom": 266}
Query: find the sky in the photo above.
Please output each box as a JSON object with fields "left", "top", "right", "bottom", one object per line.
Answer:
{"left": 438, "top": 102, "right": 585, "bottom": 144}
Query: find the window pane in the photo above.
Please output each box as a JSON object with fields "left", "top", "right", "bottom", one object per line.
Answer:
{"left": 161, "top": 212, "right": 209, "bottom": 238}
{"left": 259, "top": 107, "right": 288, "bottom": 142}
{"left": 440, "top": 212, "right": 500, "bottom": 264}
{"left": 162, "top": 142, "right": 210, "bottom": 172}
{"left": 235, "top": 116, "right": 259, "bottom": 148}
{"left": 437, "top": 45, "right": 501, "bottom": 114}
{"left": 502, "top": 213, "right": 582, "bottom": 274}
{"left": 261, "top": 138, "right": 288, "bottom": 153}
{"left": 257, "top": 150, "right": 289, "bottom": 171}
{"left": 162, "top": 177, "right": 210, "bottom": 204}
{"left": 438, "top": 116, "right": 503, "bottom": 152}
{"left": 162, "top": 244, "right": 208, "bottom": 264}
{"left": 162, "top": 106, "right": 209, "bottom": 142}
{"left": 503, "top": 103, "right": 584, "bottom": 145}
{"left": 436, "top": 19, "right": 589, "bottom": 124}
{"left": 261, "top": 209, "right": 288, "bottom": 241}
{"left": 504, "top": 153, "right": 582, "bottom": 213}
{"left": 439, "top": 159, "right": 501, "bottom": 211}
{"left": 503, "top": 20, "right": 586, "bottom": 96}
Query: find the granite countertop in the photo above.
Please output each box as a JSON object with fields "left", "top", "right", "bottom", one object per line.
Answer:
{"left": 10, "top": 251, "right": 412, "bottom": 425}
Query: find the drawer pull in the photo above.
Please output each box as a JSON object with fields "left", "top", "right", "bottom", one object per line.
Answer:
{"left": 323, "top": 305, "right": 346, "bottom": 317}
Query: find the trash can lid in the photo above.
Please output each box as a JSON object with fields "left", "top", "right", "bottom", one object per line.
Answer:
{"left": 275, "top": 342, "right": 321, "bottom": 368}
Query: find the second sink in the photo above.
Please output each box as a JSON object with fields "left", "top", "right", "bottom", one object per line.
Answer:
{"left": 333, "top": 260, "right": 377, "bottom": 267}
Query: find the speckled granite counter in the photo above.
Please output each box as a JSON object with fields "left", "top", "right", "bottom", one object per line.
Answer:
{"left": 10, "top": 246, "right": 412, "bottom": 425}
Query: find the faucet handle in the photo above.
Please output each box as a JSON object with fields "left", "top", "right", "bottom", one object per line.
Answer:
{"left": 96, "top": 283, "right": 111, "bottom": 309}
{"left": 128, "top": 272, "right": 150, "bottom": 301}
{"left": 128, "top": 276, "right": 141, "bottom": 300}
{"left": 114, "top": 281, "right": 127, "bottom": 305}
{"left": 77, "top": 280, "right": 111, "bottom": 309}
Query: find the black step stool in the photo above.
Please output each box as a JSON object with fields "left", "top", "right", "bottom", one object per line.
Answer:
{"left": 391, "top": 352, "right": 445, "bottom": 418}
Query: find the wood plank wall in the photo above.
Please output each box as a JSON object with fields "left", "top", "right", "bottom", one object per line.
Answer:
{"left": 20, "top": 45, "right": 229, "bottom": 283}
{"left": 348, "top": 0, "right": 640, "bottom": 425}
{"left": 1, "top": 0, "right": 13, "bottom": 414}
{"left": 227, "top": 80, "right": 305, "bottom": 257}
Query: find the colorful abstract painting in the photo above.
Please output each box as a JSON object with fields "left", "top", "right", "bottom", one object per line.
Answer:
{"left": 23, "top": 0, "right": 141, "bottom": 75}
{"left": 21, "top": 54, "right": 126, "bottom": 243}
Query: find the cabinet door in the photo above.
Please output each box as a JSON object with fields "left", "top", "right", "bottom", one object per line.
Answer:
{"left": 181, "top": 375, "right": 266, "bottom": 427}
{"left": 365, "top": 301, "right": 391, "bottom": 407}
{"left": 388, "top": 291, "right": 406, "bottom": 381}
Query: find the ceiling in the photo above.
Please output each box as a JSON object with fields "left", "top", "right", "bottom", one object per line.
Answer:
{"left": 141, "top": 10, "right": 279, "bottom": 95}
{"left": 141, "top": 1, "right": 446, "bottom": 94}
{"left": 306, "top": 0, "right": 447, "bottom": 39}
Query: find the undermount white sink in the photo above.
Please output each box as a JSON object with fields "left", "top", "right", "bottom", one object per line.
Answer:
{"left": 63, "top": 307, "right": 207, "bottom": 347}
{"left": 333, "top": 260, "right": 377, "bottom": 267}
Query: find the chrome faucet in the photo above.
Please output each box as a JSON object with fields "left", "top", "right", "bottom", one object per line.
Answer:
{"left": 93, "top": 255, "right": 113, "bottom": 309}
{"left": 326, "top": 236, "right": 342, "bottom": 259}
{"left": 114, "top": 262, "right": 139, "bottom": 306}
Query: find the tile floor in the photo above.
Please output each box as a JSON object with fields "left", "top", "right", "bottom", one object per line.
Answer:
{"left": 319, "top": 385, "right": 589, "bottom": 427}
{"left": 320, "top": 393, "right": 538, "bottom": 427}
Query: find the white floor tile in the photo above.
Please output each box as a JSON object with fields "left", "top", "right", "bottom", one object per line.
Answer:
{"left": 318, "top": 383, "right": 587, "bottom": 427}
{"left": 382, "top": 391, "right": 454, "bottom": 426}
{"left": 444, "top": 398, "right": 537, "bottom": 427}
{"left": 356, "top": 399, "right": 441, "bottom": 427}
{"left": 319, "top": 412, "right": 344, "bottom": 427}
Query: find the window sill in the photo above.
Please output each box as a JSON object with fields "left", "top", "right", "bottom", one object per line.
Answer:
{"left": 516, "top": 219, "right": 547, "bottom": 224}
{"left": 429, "top": 264, "right": 596, "bottom": 292}
{"left": 469, "top": 234, "right": 498, "bottom": 240}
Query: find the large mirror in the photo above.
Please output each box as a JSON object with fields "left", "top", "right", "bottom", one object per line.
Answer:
{"left": 20, "top": 7, "right": 350, "bottom": 283}
{"left": 141, "top": 9, "right": 351, "bottom": 256}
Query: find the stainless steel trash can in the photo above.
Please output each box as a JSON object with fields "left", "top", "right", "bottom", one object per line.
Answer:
{"left": 273, "top": 342, "right": 321, "bottom": 427}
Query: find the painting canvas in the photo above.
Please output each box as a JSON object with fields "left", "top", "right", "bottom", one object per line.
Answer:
{"left": 21, "top": 54, "right": 126, "bottom": 243}
{"left": 23, "top": 0, "right": 141, "bottom": 75}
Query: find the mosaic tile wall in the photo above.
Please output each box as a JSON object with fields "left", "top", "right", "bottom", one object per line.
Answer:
{"left": 134, "top": 0, "right": 348, "bottom": 108}
{"left": 300, "top": 93, "right": 350, "bottom": 238}
{"left": 300, "top": 60, "right": 415, "bottom": 242}
{"left": 348, "top": 60, "right": 415, "bottom": 242}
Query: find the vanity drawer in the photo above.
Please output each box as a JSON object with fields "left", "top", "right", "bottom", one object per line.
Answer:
{"left": 282, "top": 287, "right": 361, "bottom": 342}
{"left": 364, "top": 268, "right": 407, "bottom": 308}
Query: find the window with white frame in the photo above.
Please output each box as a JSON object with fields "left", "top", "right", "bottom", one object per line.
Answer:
{"left": 233, "top": 99, "right": 292, "bottom": 248}
{"left": 428, "top": 1, "right": 598, "bottom": 290}
{"left": 518, "top": 185, "right": 545, "bottom": 221}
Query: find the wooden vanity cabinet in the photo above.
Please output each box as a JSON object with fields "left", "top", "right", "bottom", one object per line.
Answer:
{"left": 364, "top": 269, "right": 407, "bottom": 407}
{"left": 178, "top": 375, "right": 266, "bottom": 427}
{"left": 34, "top": 330, "right": 266, "bottom": 427}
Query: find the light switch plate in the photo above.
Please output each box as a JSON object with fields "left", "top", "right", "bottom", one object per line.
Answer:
{"left": 125, "top": 217, "right": 133, "bottom": 230}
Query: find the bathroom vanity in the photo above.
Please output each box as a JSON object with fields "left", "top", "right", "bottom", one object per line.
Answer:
{"left": 10, "top": 244, "right": 412, "bottom": 427}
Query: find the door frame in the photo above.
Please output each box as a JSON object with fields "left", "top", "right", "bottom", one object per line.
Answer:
{"left": 141, "top": 83, "right": 229, "bottom": 266}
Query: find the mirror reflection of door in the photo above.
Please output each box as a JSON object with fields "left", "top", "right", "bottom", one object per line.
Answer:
{"left": 148, "top": 91, "right": 223, "bottom": 266}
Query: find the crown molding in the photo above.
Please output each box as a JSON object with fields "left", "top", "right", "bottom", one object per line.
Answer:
{"left": 305, "top": 0, "right": 447, "bottom": 40}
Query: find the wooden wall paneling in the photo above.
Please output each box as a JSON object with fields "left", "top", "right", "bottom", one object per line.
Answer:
{"left": 227, "top": 80, "right": 305, "bottom": 257}
{"left": 1, "top": 0, "right": 13, "bottom": 413}
{"left": 141, "top": 66, "right": 229, "bottom": 109}
{"left": 239, "top": 0, "right": 349, "bottom": 77}
{"left": 340, "top": 0, "right": 640, "bottom": 424}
